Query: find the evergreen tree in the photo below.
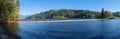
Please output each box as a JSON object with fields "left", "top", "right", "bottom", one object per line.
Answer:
{"left": 100, "top": 8, "right": 113, "bottom": 18}
{"left": 101, "top": 8, "right": 105, "bottom": 18}
{"left": 15, "top": 0, "right": 20, "bottom": 20}
{"left": 0, "top": 0, "right": 20, "bottom": 21}
{"left": 16, "top": 0, "right": 20, "bottom": 10}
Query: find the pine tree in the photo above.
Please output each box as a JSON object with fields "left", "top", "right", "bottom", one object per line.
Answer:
{"left": 101, "top": 8, "right": 105, "bottom": 18}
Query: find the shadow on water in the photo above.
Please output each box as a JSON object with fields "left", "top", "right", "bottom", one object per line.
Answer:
{"left": 0, "top": 22, "right": 20, "bottom": 39}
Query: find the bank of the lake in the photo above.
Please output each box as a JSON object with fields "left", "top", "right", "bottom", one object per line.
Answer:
{"left": 8, "top": 19, "right": 102, "bottom": 22}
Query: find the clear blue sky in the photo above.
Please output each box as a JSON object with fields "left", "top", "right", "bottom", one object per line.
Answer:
{"left": 20, "top": 0, "right": 120, "bottom": 15}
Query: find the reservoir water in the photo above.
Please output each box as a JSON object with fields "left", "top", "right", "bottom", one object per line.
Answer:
{"left": 1, "top": 19, "right": 120, "bottom": 39}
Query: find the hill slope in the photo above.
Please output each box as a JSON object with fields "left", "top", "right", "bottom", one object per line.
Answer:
{"left": 26, "top": 9, "right": 120, "bottom": 19}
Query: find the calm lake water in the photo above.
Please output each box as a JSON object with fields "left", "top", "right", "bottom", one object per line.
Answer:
{"left": 1, "top": 19, "right": 120, "bottom": 39}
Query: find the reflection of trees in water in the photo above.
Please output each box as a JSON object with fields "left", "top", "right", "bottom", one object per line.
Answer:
{"left": 0, "top": 22, "right": 20, "bottom": 39}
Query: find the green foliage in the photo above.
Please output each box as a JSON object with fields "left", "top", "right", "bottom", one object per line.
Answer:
{"left": 101, "top": 8, "right": 105, "bottom": 18}
{"left": 0, "top": 0, "right": 20, "bottom": 21}
{"left": 26, "top": 9, "right": 117, "bottom": 19}
{"left": 113, "top": 12, "right": 120, "bottom": 18}
{"left": 100, "top": 8, "right": 113, "bottom": 18}
{"left": 26, "top": 9, "right": 101, "bottom": 19}
{"left": 53, "top": 15, "right": 65, "bottom": 18}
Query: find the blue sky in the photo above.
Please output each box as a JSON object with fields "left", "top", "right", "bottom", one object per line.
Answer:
{"left": 20, "top": 0, "right": 120, "bottom": 15}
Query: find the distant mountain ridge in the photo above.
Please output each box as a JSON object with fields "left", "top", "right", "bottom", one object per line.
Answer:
{"left": 25, "top": 9, "right": 120, "bottom": 19}
{"left": 20, "top": 15, "right": 29, "bottom": 19}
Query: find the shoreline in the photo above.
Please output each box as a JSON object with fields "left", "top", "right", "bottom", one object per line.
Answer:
{"left": 7, "top": 20, "right": 88, "bottom": 22}
{"left": 6, "top": 19, "right": 104, "bottom": 22}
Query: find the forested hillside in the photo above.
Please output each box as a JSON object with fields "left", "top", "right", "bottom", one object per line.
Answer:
{"left": 26, "top": 9, "right": 119, "bottom": 19}
{"left": 113, "top": 12, "right": 120, "bottom": 17}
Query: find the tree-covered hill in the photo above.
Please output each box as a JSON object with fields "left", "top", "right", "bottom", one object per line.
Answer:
{"left": 113, "top": 12, "right": 120, "bottom": 17}
{"left": 26, "top": 9, "right": 117, "bottom": 19}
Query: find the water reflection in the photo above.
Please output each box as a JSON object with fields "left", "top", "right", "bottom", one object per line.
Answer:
{"left": 0, "top": 22, "right": 20, "bottom": 39}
